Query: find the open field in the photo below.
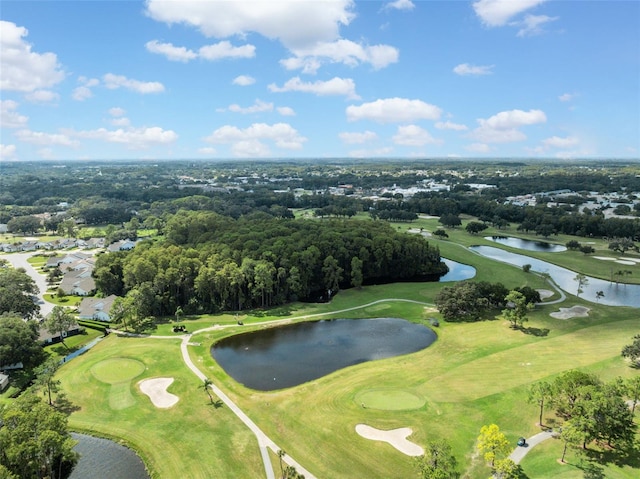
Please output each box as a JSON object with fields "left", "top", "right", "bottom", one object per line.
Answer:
{"left": 53, "top": 233, "right": 639, "bottom": 478}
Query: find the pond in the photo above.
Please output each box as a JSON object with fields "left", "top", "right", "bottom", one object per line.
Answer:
{"left": 440, "top": 258, "right": 476, "bottom": 282}
{"left": 470, "top": 245, "right": 640, "bottom": 307}
{"left": 485, "top": 236, "right": 567, "bottom": 252}
{"left": 69, "top": 433, "right": 149, "bottom": 479}
{"left": 211, "top": 318, "right": 436, "bottom": 391}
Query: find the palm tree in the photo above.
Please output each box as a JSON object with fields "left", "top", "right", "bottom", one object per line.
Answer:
{"left": 201, "top": 378, "right": 214, "bottom": 404}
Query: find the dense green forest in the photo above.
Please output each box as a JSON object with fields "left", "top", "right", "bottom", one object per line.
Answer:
{"left": 94, "top": 212, "right": 446, "bottom": 315}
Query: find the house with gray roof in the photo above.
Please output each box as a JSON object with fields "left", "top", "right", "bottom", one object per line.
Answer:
{"left": 78, "top": 294, "right": 118, "bottom": 321}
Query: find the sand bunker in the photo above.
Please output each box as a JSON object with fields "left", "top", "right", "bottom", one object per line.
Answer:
{"left": 615, "top": 260, "right": 636, "bottom": 265}
{"left": 594, "top": 256, "right": 616, "bottom": 261}
{"left": 536, "top": 289, "right": 554, "bottom": 300}
{"left": 550, "top": 305, "right": 590, "bottom": 320}
{"left": 139, "top": 377, "right": 179, "bottom": 408}
{"left": 355, "top": 424, "right": 424, "bottom": 456}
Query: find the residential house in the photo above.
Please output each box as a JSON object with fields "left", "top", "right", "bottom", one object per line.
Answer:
{"left": 78, "top": 294, "right": 118, "bottom": 321}
{"left": 38, "top": 321, "right": 83, "bottom": 345}
{"left": 0, "top": 372, "right": 9, "bottom": 392}
{"left": 20, "top": 241, "right": 38, "bottom": 252}
{"left": 59, "top": 270, "right": 96, "bottom": 296}
{"left": 107, "top": 239, "right": 136, "bottom": 252}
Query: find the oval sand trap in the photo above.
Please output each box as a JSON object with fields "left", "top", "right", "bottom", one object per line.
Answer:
{"left": 139, "top": 377, "right": 179, "bottom": 408}
{"left": 550, "top": 305, "right": 590, "bottom": 319}
{"left": 355, "top": 424, "right": 424, "bottom": 456}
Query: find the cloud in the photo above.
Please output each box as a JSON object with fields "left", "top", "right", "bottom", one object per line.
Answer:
{"left": 558, "top": 92, "right": 577, "bottom": 102}
{"left": 383, "top": 0, "right": 415, "bottom": 11}
{"left": 199, "top": 41, "right": 256, "bottom": 60}
{"left": 514, "top": 14, "right": 558, "bottom": 37}
{"left": 542, "top": 136, "right": 579, "bottom": 148}
{"left": 25, "top": 90, "right": 59, "bottom": 104}
{"left": 233, "top": 75, "right": 256, "bottom": 86}
{"left": 277, "top": 106, "right": 296, "bottom": 116}
{"left": 346, "top": 97, "right": 442, "bottom": 123}
{"left": 339, "top": 130, "right": 378, "bottom": 144}
{"left": 0, "top": 144, "right": 17, "bottom": 159}
{"left": 435, "top": 121, "right": 468, "bottom": 131}
{"left": 204, "top": 122, "right": 307, "bottom": 157}
{"left": 15, "top": 129, "right": 78, "bottom": 147}
{"left": 1, "top": 100, "right": 29, "bottom": 128}
{"left": 473, "top": 0, "right": 547, "bottom": 27}
{"left": 71, "top": 126, "right": 178, "bottom": 149}
{"left": 392, "top": 125, "right": 441, "bottom": 146}
{"left": 470, "top": 108, "right": 546, "bottom": 143}
{"left": 282, "top": 39, "right": 398, "bottom": 74}
{"left": 226, "top": 99, "right": 274, "bottom": 114}
{"left": 145, "top": 0, "right": 355, "bottom": 50}
{"left": 103, "top": 73, "right": 164, "bottom": 94}
{"left": 145, "top": 40, "right": 198, "bottom": 62}
{"left": 109, "top": 107, "right": 126, "bottom": 117}
{"left": 269, "top": 77, "right": 359, "bottom": 99}
{"left": 72, "top": 77, "right": 100, "bottom": 101}
{"left": 0, "top": 21, "right": 65, "bottom": 92}
{"left": 453, "top": 63, "right": 494, "bottom": 76}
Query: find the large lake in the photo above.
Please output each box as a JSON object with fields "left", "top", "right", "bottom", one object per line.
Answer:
{"left": 211, "top": 318, "right": 436, "bottom": 391}
{"left": 470, "top": 245, "right": 640, "bottom": 307}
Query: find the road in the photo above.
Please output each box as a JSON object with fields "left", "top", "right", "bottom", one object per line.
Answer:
{"left": 2, "top": 251, "right": 54, "bottom": 318}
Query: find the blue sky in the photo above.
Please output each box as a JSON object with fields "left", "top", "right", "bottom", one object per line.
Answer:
{"left": 1, "top": 0, "right": 638, "bottom": 161}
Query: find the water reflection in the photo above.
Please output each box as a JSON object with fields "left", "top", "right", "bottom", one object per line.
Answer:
{"left": 212, "top": 318, "right": 436, "bottom": 391}
{"left": 485, "top": 236, "right": 567, "bottom": 252}
{"left": 470, "top": 245, "right": 640, "bottom": 307}
{"left": 440, "top": 258, "right": 476, "bottom": 282}
{"left": 69, "top": 433, "right": 149, "bottom": 479}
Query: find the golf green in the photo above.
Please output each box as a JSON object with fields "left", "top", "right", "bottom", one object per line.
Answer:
{"left": 90, "top": 357, "right": 146, "bottom": 384}
{"left": 355, "top": 389, "right": 425, "bottom": 411}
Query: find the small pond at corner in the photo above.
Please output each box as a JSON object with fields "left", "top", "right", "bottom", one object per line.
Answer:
{"left": 485, "top": 236, "right": 567, "bottom": 252}
{"left": 69, "top": 433, "right": 149, "bottom": 479}
{"left": 211, "top": 318, "right": 436, "bottom": 391}
{"left": 440, "top": 258, "right": 476, "bottom": 282}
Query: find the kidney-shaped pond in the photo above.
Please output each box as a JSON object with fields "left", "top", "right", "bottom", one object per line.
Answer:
{"left": 211, "top": 318, "right": 436, "bottom": 391}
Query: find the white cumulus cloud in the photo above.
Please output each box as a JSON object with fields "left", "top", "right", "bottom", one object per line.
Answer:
{"left": 558, "top": 92, "right": 576, "bottom": 102}
{"left": 71, "top": 126, "right": 178, "bottom": 149}
{"left": 346, "top": 97, "right": 442, "bottom": 123}
{"left": 269, "top": 77, "right": 359, "bottom": 99}
{"left": 109, "top": 107, "right": 126, "bottom": 117}
{"left": 204, "top": 122, "right": 307, "bottom": 157}
{"left": 103, "top": 74, "right": 164, "bottom": 94}
{"left": 227, "top": 99, "right": 274, "bottom": 114}
{"left": 392, "top": 125, "right": 441, "bottom": 146}
{"left": 198, "top": 41, "right": 256, "bottom": 60}
{"left": 282, "top": 39, "right": 398, "bottom": 74}
{"left": 277, "top": 106, "right": 296, "bottom": 116}
{"left": 145, "top": 40, "right": 198, "bottom": 62}
{"left": 232, "top": 75, "right": 256, "bottom": 86}
{"left": 1, "top": 100, "right": 29, "bottom": 128}
{"left": 542, "top": 136, "right": 579, "bottom": 148}
{"left": 15, "top": 129, "right": 78, "bottom": 147}
{"left": 514, "top": 14, "right": 558, "bottom": 37}
{"left": 453, "top": 63, "right": 494, "bottom": 76}
{"left": 145, "top": 0, "right": 355, "bottom": 50}
{"left": 25, "top": 90, "right": 59, "bottom": 103}
{"left": 473, "top": 0, "right": 547, "bottom": 27}
{"left": 0, "top": 144, "right": 17, "bottom": 159}
{"left": 339, "top": 131, "right": 378, "bottom": 144}
{"left": 470, "top": 108, "right": 546, "bottom": 143}
{"left": 383, "top": 0, "right": 415, "bottom": 11}
{"left": 435, "top": 121, "right": 468, "bottom": 131}
{"left": 0, "top": 21, "right": 65, "bottom": 92}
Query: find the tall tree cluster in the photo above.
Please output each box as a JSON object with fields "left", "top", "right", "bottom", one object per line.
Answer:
{"left": 94, "top": 212, "right": 446, "bottom": 314}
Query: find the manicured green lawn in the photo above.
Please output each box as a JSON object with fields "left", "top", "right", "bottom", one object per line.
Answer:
{"left": 56, "top": 337, "right": 264, "bottom": 479}
{"left": 54, "top": 236, "right": 640, "bottom": 479}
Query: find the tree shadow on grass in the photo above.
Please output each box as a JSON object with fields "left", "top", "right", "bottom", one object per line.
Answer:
{"left": 521, "top": 326, "right": 550, "bottom": 337}
{"left": 247, "top": 304, "right": 297, "bottom": 318}
{"left": 582, "top": 443, "right": 640, "bottom": 469}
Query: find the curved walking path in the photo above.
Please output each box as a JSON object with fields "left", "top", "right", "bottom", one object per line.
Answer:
{"left": 509, "top": 430, "right": 558, "bottom": 464}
